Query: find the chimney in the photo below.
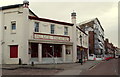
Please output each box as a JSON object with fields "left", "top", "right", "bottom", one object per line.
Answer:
{"left": 23, "top": 0, "right": 29, "bottom": 8}
{"left": 71, "top": 11, "right": 76, "bottom": 24}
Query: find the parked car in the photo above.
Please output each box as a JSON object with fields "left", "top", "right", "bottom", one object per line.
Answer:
{"left": 115, "top": 55, "right": 120, "bottom": 59}
{"left": 95, "top": 55, "right": 103, "bottom": 60}
{"left": 104, "top": 54, "right": 113, "bottom": 61}
{"left": 88, "top": 54, "right": 96, "bottom": 61}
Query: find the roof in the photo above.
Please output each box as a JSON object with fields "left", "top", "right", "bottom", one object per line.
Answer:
{"left": 0, "top": 4, "right": 38, "bottom": 17}
{"left": 1, "top": 4, "right": 73, "bottom": 26}
{"left": 79, "top": 18, "right": 104, "bottom": 31}
{"left": 76, "top": 26, "right": 88, "bottom": 35}
{"left": 0, "top": 4, "right": 23, "bottom": 10}
{"left": 29, "top": 16, "right": 74, "bottom": 26}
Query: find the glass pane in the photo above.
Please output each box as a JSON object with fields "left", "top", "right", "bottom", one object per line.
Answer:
{"left": 34, "top": 22, "right": 39, "bottom": 32}
{"left": 51, "top": 24, "right": 54, "bottom": 34}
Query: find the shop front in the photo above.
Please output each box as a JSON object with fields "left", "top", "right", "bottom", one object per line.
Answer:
{"left": 28, "top": 33, "right": 73, "bottom": 64}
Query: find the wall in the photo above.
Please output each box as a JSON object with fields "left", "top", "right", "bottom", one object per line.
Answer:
{"left": 2, "top": 6, "right": 30, "bottom": 64}
{"left": 0, "top": 10, "right": 4, "bottom": 64}
{"left": 28, "top": 20, "right": 73, "bottom": 42}
{"left": 94, "top": 19, "right": 105, "bottom": 54}
{"left": 89, "top": 31, "right": 94, "bottom": 54}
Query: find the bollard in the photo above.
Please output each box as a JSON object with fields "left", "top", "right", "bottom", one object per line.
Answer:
{"left": 19, "top": 58, "right": 22, "bottom": 65}
{"left": 31, "top": 61, "right": 34, "bottom": 66}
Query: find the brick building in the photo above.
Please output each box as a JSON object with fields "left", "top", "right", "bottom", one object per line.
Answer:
{"left": 104, "top": 38, "right": 119, "bottom": 57}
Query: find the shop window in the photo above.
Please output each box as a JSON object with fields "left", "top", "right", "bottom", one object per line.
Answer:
{"left": 11, "top": 21, "right": 16, "bottom": 33}
{"left": 64, "top": 27, "right": 68, "bottom": 35}
{"left": 50, "top": 24, "right": 55, "bottom": 34}
{"left": 34, "top": 22, "right": 39, "bottom": 32}
{"left": 42, "top": 44, "right": 62, "bottom": 57}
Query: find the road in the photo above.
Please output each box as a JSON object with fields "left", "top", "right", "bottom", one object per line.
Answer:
{"left": 2, "top": 59, "right": 119, "bottom": 75}
{"left": 80, "top": 59, "right": 119, "bottom": 75}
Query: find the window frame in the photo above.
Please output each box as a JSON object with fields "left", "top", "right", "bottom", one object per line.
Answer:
{"left": 11, "top": 21, "right": 16, "bottom": 34}
{"left": 34, "top": 22, "right": 39, "bottom": 32}
{"left": 64, "top": 26, "right": 68, "bottom": 35}
{"left": 50, "top": 24, "right": 55, "bottom": 34}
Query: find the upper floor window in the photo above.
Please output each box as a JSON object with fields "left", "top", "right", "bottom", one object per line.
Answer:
{"left": 64, "top": 27, "right": 68, "bottom": 35}
{"left": 34, "top": 22, "right": 39, "bottom": 32}
{"left": 51, "top": 24, "right": 55, "bottom": 34}
{"left": 11, "top": 21, "right": 16, "bottom": 33}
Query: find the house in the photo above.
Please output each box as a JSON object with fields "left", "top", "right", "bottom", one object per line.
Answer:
{"left": 0, "top": 1, "right": 88, "bottom": 64}
{"left": 104, "top": 38, "right": 119, "bottom": 58}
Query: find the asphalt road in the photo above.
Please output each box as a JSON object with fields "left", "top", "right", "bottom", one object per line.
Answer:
{"left": 80, "top": 59, "right": 119, "bottom": 75}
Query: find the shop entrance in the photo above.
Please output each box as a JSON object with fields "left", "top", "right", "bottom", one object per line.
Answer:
{"left": 31, "top": 43, "right": 38, "bottom": 61}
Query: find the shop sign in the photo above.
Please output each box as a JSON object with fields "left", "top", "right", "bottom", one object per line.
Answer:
{"left": 34, "top": 33, "right": 70, "bottom": 41}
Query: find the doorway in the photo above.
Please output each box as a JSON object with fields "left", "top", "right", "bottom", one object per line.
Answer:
{"left": 31, "top": 43, "right": 38, "bottom": 61}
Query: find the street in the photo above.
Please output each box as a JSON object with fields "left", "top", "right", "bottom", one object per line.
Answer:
{"left": 2, "top": 59, "right": 119, "bottom": 75}
{"left": 80, "top": 59, "right": 119, "bottom": 75}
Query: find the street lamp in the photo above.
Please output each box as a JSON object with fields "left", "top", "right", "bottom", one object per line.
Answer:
{"left": 79, "top": 34, "right": 83, "bottom": 65}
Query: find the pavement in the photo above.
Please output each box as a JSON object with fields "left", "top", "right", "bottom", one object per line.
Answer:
{"left": 2, "top": 60, "right": 102, "bottom": 75}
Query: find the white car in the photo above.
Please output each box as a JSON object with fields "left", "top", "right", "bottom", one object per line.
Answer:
{"left": 95, "top": 55, "right": 103, "bottom": 60}
{"left": 115, "top": 55, "right": 120, "bottom": 59}
{"left": 88, "top": 54, "right": 96, "bottom": 61}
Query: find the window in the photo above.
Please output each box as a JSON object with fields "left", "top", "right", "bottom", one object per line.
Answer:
{"left": 51, "top": 24, "right": 55, "bottom": 34}
{"left": 64, "top": 27, "right": 68, "bottom": 35}
{"left": 34, "top": 22, "right": 39, "bottom": 32}
{"left": 11, "top": 21, "right": 16, "bottom": 30}
{"left": 11, "top": 21, "right": 16, "bottom": 33}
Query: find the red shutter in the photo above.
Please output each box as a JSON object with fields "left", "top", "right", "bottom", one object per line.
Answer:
{"left": 10, "top": 45, "right": 18, "bottom": 58}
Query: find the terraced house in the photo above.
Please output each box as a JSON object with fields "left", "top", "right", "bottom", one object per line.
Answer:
{"left": 0, "top": 1, "right": 88, "bottom": 64}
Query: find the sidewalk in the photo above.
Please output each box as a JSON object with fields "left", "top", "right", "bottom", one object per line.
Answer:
{"left": 2, "top": 61, "right": 101, "bottom": 70}
{"left": 2, "top": 60, "right": 102, "bottom": 75}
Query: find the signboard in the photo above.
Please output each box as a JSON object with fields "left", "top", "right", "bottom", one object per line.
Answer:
{"left": 34, "top": 33, "right": 70, "bottom": 41}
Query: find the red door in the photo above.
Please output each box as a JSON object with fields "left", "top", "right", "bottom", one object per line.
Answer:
{"left": 10, "top": 45, "right": 18, "bottom": 58}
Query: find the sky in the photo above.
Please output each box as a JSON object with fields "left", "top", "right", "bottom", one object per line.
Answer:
{"left": 0, "top": 0, "right": 118, "bottom": 47}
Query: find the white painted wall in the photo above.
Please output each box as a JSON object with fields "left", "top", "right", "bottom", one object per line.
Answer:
{"left": 0, "top": 10, "right": 3, "bottom": 64}
{"left": 28, "top": 20, "right": 73, "bottom": 42}
{"left": 2, "top": 6, "right": 30, "bottom": 64}
{"left": 76, "top": 29, "right": 88, "bottom": 48}
{"left": 94, "top": 19, "right": 105, "bottom": 54}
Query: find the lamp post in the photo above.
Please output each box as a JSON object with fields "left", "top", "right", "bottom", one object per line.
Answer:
{"left": 79, "top": 34, "right": 83, "bottom": 65}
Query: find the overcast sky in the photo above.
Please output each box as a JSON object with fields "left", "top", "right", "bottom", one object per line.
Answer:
{"left": 0, "top": 0, "right": 118, "bottom": 47}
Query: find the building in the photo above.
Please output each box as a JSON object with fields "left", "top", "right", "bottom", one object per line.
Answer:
{"left": 115, "top": 47, "right": 120, "bottom": 56}
{"left": 78, "top": 18, "right": 105, "bottom": 56}
{"left": 0, "top": 1, "right": 88, "bottom": 64}
{"left": 104, "top": 38, "right": 119, "bottom": 57}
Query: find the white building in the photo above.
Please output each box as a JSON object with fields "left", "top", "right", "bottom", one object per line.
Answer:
{"left": 79, "top": 18, "right": 105, "bottom": 56}
{"left": 0, "top": 1, "right": 88, "bottom": 64}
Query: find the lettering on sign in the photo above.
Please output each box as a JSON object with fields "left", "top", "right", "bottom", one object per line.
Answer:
{"left": 34, "top": 33, "right": 70, "bottom": 41}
